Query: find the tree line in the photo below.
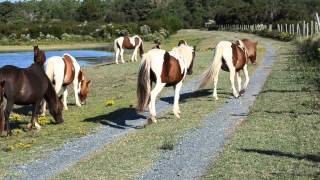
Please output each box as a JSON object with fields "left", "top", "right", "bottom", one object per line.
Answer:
{"left": 1, "top": 0, "right": 319, "bottom": 26}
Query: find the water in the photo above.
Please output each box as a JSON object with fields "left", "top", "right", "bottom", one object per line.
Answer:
{"left": 0, "top": 50, "right": 114, "bottom": 68}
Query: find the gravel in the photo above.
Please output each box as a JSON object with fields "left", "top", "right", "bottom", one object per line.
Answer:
{"left": 139, "top": 44, "right": 276, "bottom": 180}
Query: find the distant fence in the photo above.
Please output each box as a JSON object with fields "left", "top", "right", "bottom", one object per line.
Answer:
{"left": 216, "top": 13, "right": 320, "bottom": 38}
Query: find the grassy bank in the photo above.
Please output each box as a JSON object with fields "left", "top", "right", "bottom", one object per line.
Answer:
{"left": 0, "top": 30, "right": 265, "bottom": 178}
{"left": 204, "top": 41, "right": 320, "bottom": 178}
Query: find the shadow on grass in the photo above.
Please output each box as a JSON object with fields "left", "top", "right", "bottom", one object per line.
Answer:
{"left": 83, "top": 108, "right": 145, "bottom": 129}
{"left": 240, "top": 148, "right": 320, "bottom": 163}
{"left": 159, "top": 89, "right": 214, "bottom": 104}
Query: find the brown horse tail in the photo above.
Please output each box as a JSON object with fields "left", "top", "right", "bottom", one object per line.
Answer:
{"left": 136, "top": 53, "right": 151, "bottom": 112}
{"left": 199, "top": 45, "right": 223, "bottom": 89}
{"left": 139, "top": 40, "right": 144, "bottom": 58}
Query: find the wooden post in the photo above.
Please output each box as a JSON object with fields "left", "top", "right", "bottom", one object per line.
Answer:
{"left": 289, "top": 24, "right": 291, "bottom": 34}
{"left": 285, "top": 24, "right": 288, "bottom": 33}
{"left": 269, "top": 24, "right": 272, "bottom": 31}
{"left": 277, "top": 24, "right": 280, "bottom": 32}
{"left": 292, "top": 24, "right": 295, "bottom": 35}
{"left": 306, "top": 22, "right": 309, "bottom": 37}
{"left": 297, "top": 23, "right": 300, "bottom": 35}
{"left": 303, "top": 21, "right": 306, "bottom": 36}
{"left": 311, "top": 21, "right": 314, "bottom": 35}
{"left": 316, "top": 13, "right": 320, "bottom": 32}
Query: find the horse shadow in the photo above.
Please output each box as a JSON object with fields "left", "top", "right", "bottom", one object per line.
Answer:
{"left": 240, "top": 148, "right": 320, "bottom": 163}
{"left": 159, "top": 89, "right": 232, "bottom": 104}
{"left": 83, "top": 107, "right": 145, "bottom": 129}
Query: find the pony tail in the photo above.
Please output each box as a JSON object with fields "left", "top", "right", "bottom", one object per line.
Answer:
{"left": 136, "top": 54, "right": 151, "bottom": 112}
{"left": 139, "top": 41, "right": 144, "bottom": 58}
{"left": 199, "top": 46, "right": 223, "bottom": 89}
{"left": 114, "top": 39, "right": 120, "bottom": 54}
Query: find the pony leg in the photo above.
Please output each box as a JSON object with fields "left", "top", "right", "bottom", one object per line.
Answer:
{"left": 115, "top": 48, "right": 120, "bottom": 64}
{"left": 120, "top": 48, "right": 125, "bottom": 63}
{"left": 173, "top": 82, "right": 183, "bottom": 119}
{"left": 73, "top": 79, "right": 81, "bottom": 107}
{"left": 62, "top": 87, "right": 68, "bottom": 110}
{"left": 243, "top": 64, "right": 250, "bottom": 90}
{"left": 148, "top": 82, "right": 165, "bottom": 123}
{"left": 236, "top": 72, "right": 242, "bottom": 94}
{"left": 131, "top": 48, "right": 137, "bottom": 62}
{"left": 28, "top": 101, "right": 41, "bottom": 130}
{"left": 41, "top": 100, "right": 47, "bottom": 116}
{"left": 4, "top": 101, "right": 13, "bottom": 135}
{"left": 229, "top": 67, "right": 239, "bottom": 98}
{"left": 212, "top": 69, "right": 221, "bottom": 100}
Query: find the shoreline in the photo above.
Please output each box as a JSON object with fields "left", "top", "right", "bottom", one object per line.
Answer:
{"left": 0, "top": 42, "right": 112, "bottom": 53}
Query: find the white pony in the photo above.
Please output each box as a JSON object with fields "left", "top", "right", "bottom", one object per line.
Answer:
{"left": 136, "top": 41, "right": 195, "bottom": 123}
{"left": 42, "top": 54, "right": 91, "bottom": 115}
{"left": 114, "top": 35, "right": 144, "bottom": 64}
{"left": 199, "top": 39, "right": 257, "bottom": 99}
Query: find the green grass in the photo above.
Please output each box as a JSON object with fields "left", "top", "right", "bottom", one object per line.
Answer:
{"left": 204, "top": 42, "right": 320, "bottom": 179}
{"left": 0, "top": 30, "right": 266, "bottom": 178}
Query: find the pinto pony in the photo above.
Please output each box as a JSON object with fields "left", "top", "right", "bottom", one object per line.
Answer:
{"left": 42, "top": 54, "right": 91, "bottom": 115}
{"left": 199, "top": 39, "right": 257, "bottom": 99}
{"left": 114, "top": 35, "right": 144, "bottom": 64}
{"left": 0, "top": 48, "right": 64, "bottom": 134}
{"left": 136, "top": 41, "right": 196, "bottom": 123}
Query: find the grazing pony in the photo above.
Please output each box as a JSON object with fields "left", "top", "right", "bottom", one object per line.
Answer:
{"left": 42, "top": 54, "right": 91, "bottom": 114}
{"left": 0, "top": 48, "right": 64, "bottom": 135}
{"left": 114, "top": 35, "right": 144, "bottom": 64}
{"left": 199, "top": 39, "right": 257, "bottom": 100}
{"left": 137, "top": 41, "right": 196, "bottom": 123}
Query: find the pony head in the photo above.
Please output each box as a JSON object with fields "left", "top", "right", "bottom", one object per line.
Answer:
{"left": 236, "top": 39, "right": 258, "bottom": 65}
{"left": 178, "top": 40, "right": 188, "bottom": 46}
{"left": 49, "top": 96, "right": 64, "bottom": 124}
{"left": 187, "top": 46, "right": 196, "bottom": 75}
{"left": 33, "top": 45, "right": 46, "bottom": 65}
{"left": 78, "top": 70, "right": 91, "bottom": 104}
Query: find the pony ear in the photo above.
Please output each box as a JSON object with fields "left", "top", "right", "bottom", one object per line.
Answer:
{"left": 87, "top": 80, "right": 91, "bottom": 85}
{"left": 193, "top": 46, "right": 197, "bottom": 52}
{"left": 255, "top": 41, "right": 258, "bottom": 45}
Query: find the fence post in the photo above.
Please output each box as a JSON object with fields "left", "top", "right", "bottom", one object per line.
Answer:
{"left": 316, "top": 13, "right": 320, "bottom": 32}
{"left": 303, "top": 21, "right": 306, "bottom": 36}
{"left": 311, "top": 21, "right": 314, "bottom": 35}
{"left": 306, "top": 22, "right": 309, "bottom": 37}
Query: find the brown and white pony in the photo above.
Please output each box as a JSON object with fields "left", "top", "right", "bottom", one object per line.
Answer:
{"left": 114, "top": 35, "right": 144, "bottom": 64}
{"left": 42, "top": 54, "right": 91, "bottom": 115}
{"left": 199, "top": 39, "right": 257, "bottom": 99}
{"left": 136, "top": 41, "right": 196, "bottom": 123}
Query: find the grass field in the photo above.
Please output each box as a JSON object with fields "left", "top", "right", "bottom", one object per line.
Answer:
{"left": 204, "top": 41, "right": 320, "bottom": 179}
{"left": 0, "top": 30, "right": 266, "bottom": 178}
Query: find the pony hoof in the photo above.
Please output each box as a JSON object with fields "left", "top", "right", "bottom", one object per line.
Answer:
{"left": 174, "top": 113, "right": 181, "bottom": 119}
{"left": 27, "top": 123, "right": 33, "bottom": 130}
{"left": 239, "top": 90, "right": 245, "bottom": 96}
{"left": 34, "top": 122, "right": 41, "bottom": 130}
{"left": 148, "top": 117, "right": 157, "bottom": 124}
{"left": 213, "top": 96, "right": 219, "bottom": 100}
{"left": 64, "top": 107, "right": 68, "bottom": 110}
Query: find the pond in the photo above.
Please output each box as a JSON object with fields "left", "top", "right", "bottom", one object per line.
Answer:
{"left": 0, "top": 50, "right": 114, "bottom": 68}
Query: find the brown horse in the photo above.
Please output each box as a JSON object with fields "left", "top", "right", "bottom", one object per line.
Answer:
{"left": 199, "top": 39, "right": 257, "bottom": 99}
{"left": 0, "top": 47, "right": 64, "bottom": 135}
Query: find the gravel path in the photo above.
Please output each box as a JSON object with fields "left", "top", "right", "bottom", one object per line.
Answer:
{"left": 11, "top": 74, "right": 201, "bottom": 179}
{"left": 139, "top": 44, "right": 276, "bottom": 180}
